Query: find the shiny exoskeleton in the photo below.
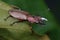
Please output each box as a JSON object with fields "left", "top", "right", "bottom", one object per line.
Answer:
{"left": 4, "top": 5, "right": 48, "bottom": 26}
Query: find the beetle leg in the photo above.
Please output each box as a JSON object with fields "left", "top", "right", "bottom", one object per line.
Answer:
{"left": 11, "top": 5, "right": 20, "bottom": 10}
{"left": 30, "top": 27, "right": 34, "bottom": 35}
{"left": 4, "top": 15, "right": 12, "bottom": 21}
{"left": 10, "top": 21, "right": 22, "bottom": 26}
{"left": 10, "top": 21, "right": 20, "bottom": 26}
{"left": 28, "top": 23, "right": 34, "bottom": 35}
{"left": 31, "top": 28, "right": 34, "bottom": 35}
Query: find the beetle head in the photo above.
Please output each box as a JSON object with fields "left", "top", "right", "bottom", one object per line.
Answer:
{"left": 27, "top": 15, "right": 48, "bottom": 25}
{"left": 40, "top": 17, "right": 48, "bottom": 21}
{"left": 39, "top": 17, "right": 48, "bottom": 25}
{"left": 32, "top": 16, "right": 48, "bottom": 25}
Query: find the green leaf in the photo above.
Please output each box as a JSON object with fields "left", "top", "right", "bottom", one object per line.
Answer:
{"left": 0, "top": 1, "right": 38, "bottom": 40}
{"left": 0, "top": 0, "right": 59, "bottom": 40}
{"left": 1, "top": 0, "right": 57, "bottom": 35}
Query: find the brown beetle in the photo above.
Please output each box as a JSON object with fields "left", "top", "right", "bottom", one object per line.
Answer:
{"left": 4, "top": 5, "right": 48, "bottom": 26}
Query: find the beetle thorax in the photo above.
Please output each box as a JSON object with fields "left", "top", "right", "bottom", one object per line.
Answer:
{"left": 27, "top": 16, "right": 39, "bottom": 23}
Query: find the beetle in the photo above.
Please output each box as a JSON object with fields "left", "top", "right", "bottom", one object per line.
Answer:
{"left": 4, "top": 5, "right": 48, "bottom": 34}
{"left": 4, "top": 5, "right": 48, "bottom": 26}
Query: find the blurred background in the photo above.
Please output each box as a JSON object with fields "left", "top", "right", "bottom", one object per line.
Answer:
{"left": 0, "top": 0, "right": 60, "bottom": 40}
{"left": 45, "top": 0, "right": 60, "bottom": 24}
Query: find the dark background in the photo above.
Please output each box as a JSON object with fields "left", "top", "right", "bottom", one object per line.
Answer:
{"left": 45, "top": 0, "right": 60, "bottom": 24}
{"left": 45, "top": 0, "right": 60, "bottom": 40}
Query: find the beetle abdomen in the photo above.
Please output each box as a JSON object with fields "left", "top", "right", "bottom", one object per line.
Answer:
{"left": 9, "top": 10, "right": 27, "bottom": 20}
